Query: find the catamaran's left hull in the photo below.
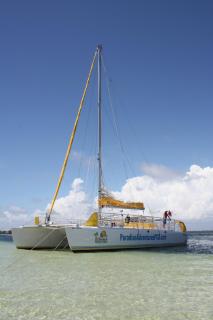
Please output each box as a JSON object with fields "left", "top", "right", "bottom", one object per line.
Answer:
{"left": 65, "top": 226, "right": 187, "bottom": 252}
{"left": 12, "top": 225, "right": 69, "bottom": 249}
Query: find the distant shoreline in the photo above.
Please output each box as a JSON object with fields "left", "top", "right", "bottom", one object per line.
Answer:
{"left": 0, "top": 230, "right": 12, "bottom": 235}
{"left": 187, "top": 230, "right": 213, "bottom": 233}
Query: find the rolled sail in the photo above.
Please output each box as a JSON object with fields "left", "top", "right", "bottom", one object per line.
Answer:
{"left": 99, "top": 196, "right": 145, "bottom": 210}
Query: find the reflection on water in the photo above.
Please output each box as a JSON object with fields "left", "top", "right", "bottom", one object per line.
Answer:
{"left": 0, "top": 231, "right": 212, "bottom": 320}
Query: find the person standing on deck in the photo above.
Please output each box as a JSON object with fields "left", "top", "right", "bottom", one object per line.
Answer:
{"left": 163, "top": 211, "right": 168, "bottom": 228}
{"left": 163, "top": 210, "right": 172, "bottom": 228}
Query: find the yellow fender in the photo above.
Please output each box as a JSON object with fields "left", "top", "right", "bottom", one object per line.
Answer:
{"left": 176, "top": 220, "right": 187, "bottom": 232}
{"left": 34, "top": 216, "right": 40, "bottom": 225}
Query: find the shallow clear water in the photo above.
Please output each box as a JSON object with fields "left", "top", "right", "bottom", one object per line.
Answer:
{"left": 0, "top": 232, "right": 213, "bottom": 320}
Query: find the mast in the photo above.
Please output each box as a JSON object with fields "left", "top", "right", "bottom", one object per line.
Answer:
{"left": 97, "top": 44, "right": 102, "bottom": 215}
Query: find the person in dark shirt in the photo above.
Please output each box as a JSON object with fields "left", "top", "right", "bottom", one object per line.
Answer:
{"left": 163, "top": 211, "right": 168, "bottom": 228}
{"left": 163, "top": 210, "right": 172, "bottom": 228}
{"left": 125, "top": 215, "right": 130, "bottom": 224}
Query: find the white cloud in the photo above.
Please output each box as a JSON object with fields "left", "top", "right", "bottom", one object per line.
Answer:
{"left": 141, "top": 162, "right": 179, "bottom": 180}
{"left": 1, "top": 165, "right": 213, "bottom": 230}
{"left": 0, "top": 206, "right": 33, "bottom": 229}
{"left": 113, "top": 164, "right": 213, "bottom": 222}
{"left": 46, "top": 178, "right": 95, "bottom": 223}
{"left": 0, "top": 179, "right": 95, "bottom": 229}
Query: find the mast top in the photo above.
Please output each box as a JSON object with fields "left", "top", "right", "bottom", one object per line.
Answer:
{"left": 97, "top": 44, "right": 102, "bottom": 52}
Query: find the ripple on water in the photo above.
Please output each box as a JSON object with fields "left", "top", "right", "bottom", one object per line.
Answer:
{"left": 0, "top": 232, "right": 213, "bottom": 320}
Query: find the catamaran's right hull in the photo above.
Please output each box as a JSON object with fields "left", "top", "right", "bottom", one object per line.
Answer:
{"left": 12, "top": 225, "right": 68, "bottom": 249}
{"left": 65, "top": 226, "right": 187, "bottom": 252}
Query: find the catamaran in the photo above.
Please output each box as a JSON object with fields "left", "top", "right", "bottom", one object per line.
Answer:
{"left": 12, "top": 45, "right": 187, "bottom": 251}
{"left": 64, "top": 45, "right": 187, "bottom": 251}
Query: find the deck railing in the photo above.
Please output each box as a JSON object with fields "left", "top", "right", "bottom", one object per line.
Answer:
{"left": 98, "top": 212, "right": 181, "bottom": 232}
{"left": 31, "top": 212, "right": 183, "bottom": 232}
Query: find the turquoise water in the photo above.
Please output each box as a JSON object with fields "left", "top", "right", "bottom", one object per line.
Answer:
{"left": 0, "top": 232, "right": 213, "bottom": 320}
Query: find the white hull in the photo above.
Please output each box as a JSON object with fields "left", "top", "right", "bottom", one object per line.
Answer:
{"left": 12, "top": 225, "right": 69, "bottom": 249}
{"left": 65, "top": 226, "right": 187, "bottom": 251}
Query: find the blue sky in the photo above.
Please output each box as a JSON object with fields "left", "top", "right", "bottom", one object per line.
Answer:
{"left": 0, "top": 0, "right": 213, "bottom": 218}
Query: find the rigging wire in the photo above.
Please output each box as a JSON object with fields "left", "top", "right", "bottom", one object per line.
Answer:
{"left": 85, "top": 124, "right": 97, "bottom": 196}
{"left": 102, "top": 56, "right": 136, "bottom": 179}
{"left": 106, "top": 69, "right": 150, "bottom": 168}
{"left": 79, "top": 67, "right": 98, "bottom": 204}
{"left": 102, "top": 55, "right": 150, "bottom": 168}
{"left": 101, "top": 91, "right": 130, "bottom": 183}
{"left": 101, "top": 55, "right": 138, "bottom": 202}
{"left": 47, "top": 49, "right": 97, "bottom": 221}
{"left": 1, "top": 228, "right": 59, "bottom": 273}
{"left": 88, "top": 130, "right": 98, "bottom": 203}
{"left": 76, "top": 65, "right": 97, "bottom": 179}
{"left": 102, "top": 55, "right": 153, "bottom": 208}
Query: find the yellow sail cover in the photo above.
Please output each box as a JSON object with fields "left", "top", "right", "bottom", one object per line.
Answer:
{"left": 99, "top": 196, "right": 144, "bottom": 210}
{"left": 84, "top": 212, "right": 98, "bottom": 226}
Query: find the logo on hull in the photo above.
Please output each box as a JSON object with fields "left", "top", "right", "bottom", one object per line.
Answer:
{"left": 94, "top": 230, "right": 108, "bottom": 243}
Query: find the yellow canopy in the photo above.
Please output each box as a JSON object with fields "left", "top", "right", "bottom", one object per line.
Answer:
{"left": 99, "top": 196, "right": 144, "bottom": 210}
